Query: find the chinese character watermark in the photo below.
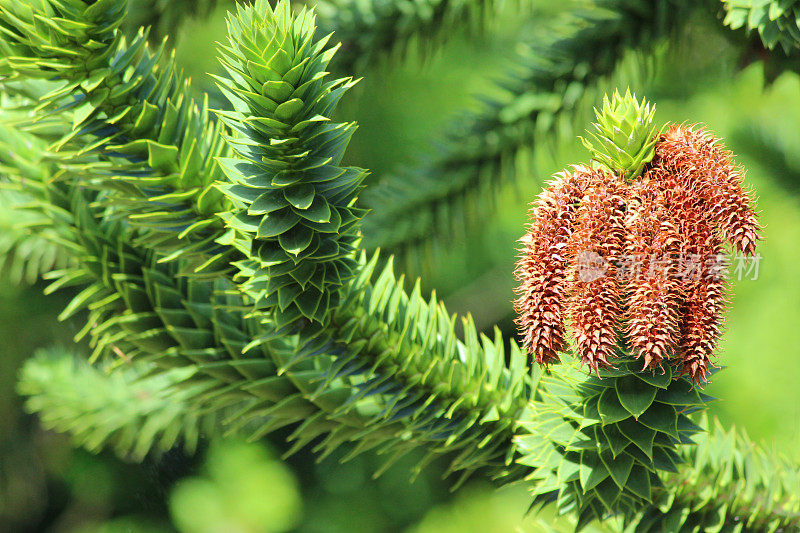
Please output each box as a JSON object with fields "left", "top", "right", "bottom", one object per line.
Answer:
{"left": 573, "top": 251, "right": 762, "bottom": 282}
{"left": 576, "top": 250, "right": 608, "bottom": 282}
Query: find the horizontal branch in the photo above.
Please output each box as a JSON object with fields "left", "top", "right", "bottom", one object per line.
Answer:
{"left": 0, "top": 103, "right": 530, "bottom": 484}
{"left": 628, "top": 416, "right": 800, "bottom": 532}
{"left": 316, "top": 0, "right": 532, "bottom": 73}
{"left": 360, "top": 0, "right": 699, "bottom": 258}
{"left": 18, "top": 347, "right": 216, "bottom": 461}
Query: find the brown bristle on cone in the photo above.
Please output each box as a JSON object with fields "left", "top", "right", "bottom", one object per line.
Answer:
{"left": 566, "top": 170, "right": 626, "bottom": 372}
{"left": 654, "top": 124, "right": 762, "bottom": 255}
{"left": 514, "top": 166, "right": 589, "bottom": 365}
{"left": 623, "top": 178, "right": 682, "bottom": 372}
{"left": 679, "top": 267, "right": 728, "bottom": 384}
{"left": 675, "top": 206, "right": 729, "bottom": 385}
{"left": 648, "top": 134, "right": 734, "bottom": 384}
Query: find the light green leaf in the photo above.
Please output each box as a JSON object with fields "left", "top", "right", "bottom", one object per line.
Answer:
{"left": 295, "top": 196, "right": 331, "bottom": 223}
{"left": 275, "top": 98, "right": 304, "bottom": 121}
{"left": 638, "top": 402, "right": 679, "bottom": 438}
{"left": 256, "top": 208, "right": 300, "bottom": 238}
{"left": 284, "top": 183, "right": 315, "bottom": 210}
{"left": 599, "top": 449, "right": 634, "bottom": 489}
{"left": 278, "top": 223, "right": 314, "bottom": 255}
{"left": 250, "top": 189, "right": 287, "bottom": 215}
{"left": 616, "top": 418, "right": 656, "bottom": 460}
{"left": 625, "top": 465, "right": 652, "bottom": 500}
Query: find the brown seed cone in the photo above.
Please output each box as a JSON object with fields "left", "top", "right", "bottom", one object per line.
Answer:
{"left": 566, "top": 170, "right": 626, "bottom": 372}
{"left": 514, "top": 124, "right": 752, "bottom": 383}
{"left": 676, "top": 217, "right": 729, "bottom": 385}
{"left": 514, "top": 166, "right": 589, "bottom": 365}
{"left": 680, "top": 273, "right": 727, "bottom": 384}
{"left": 654, "top": 124, "right": 761, "bottom": 255}
{"left": 646, "top": 163, "right": 731, "bottom": 384}
{"left": 623, "top": 178, "right": 683, "bottom": 372}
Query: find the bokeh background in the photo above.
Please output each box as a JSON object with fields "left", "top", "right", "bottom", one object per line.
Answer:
{"left": 1, "top": 1, "right": 798, "bottom": 531}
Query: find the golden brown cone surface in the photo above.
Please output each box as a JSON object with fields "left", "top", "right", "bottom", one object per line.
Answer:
{"left": 655, "top": 124, "right": 761, "bottom": 255}
{"left": 513, "top": 167, "right": 589, "bottom": 365}
{"left": 623, "top": 177, "right": 682, "bottom": 372}
{"left": 679, "top": 271, "right": 727, "bottom": 384}
{"left": 647, "top": 138, "right": 732, "bottom": 384}
{"left": 566, "top": 170, "right": 626, "bottom": 372}
{"left": 674, "top": 202, "right": 728, "bottom": 384}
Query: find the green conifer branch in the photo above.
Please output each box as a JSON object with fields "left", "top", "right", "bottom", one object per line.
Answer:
{"left": 47, "top": 182, "right": 532, "bottom": 484}
{"left": 18, "top": 347, "right": 216, "bottom": 461}
{"left": 0, "top": 0, "right": 234, "bottom": 274}
{"left": 0, "top": 93, "right": 73, "bottom": 283}
{"left": 515, "top": 358, "right": 709, "bottom": 524}
{"left": 0, "top": 188, "right": 71, "bottom": 284}
{"left": 361, "top": 0, "right": 697, "bottom": 257}
{"left": 626, "top": 417, "right": 800, "bottom": 532}
{"left": 2, "top": 2, "right": 798, "bottom": 531}
{"left": 581, "top": 89, "right": 659, "bottom": 180}
{"left": 0, "top": 99, "right": 531, "bottom": 484}
{"left": 124, "top": 0, "right": 222, "bottom": 40}
{"left": 315, "top": 0, "right": 529, "bottom": 72}
{"left": 213, "top": 0, "right": 368, "bottom": 327}
{"left": 6, "top": 124, "right": 795, "bottom": 530}
{"left": 722, "top": 0, "right": 800, "bottom": 54}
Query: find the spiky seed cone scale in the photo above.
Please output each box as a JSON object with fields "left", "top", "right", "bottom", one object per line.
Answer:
{"left": 653, "top": 124, "right": 761, "bottom": 255}
{"left": 623, "top": 178, "right": 682, "bottom": 372}
{"left": 669, "top": 203, "right": 729, "bottom": 384}
{"left": 566, "top": 170, "right": 626, "bottom": 372}
{"left": 514, "top": 166, "right": 588, "bottom": 365}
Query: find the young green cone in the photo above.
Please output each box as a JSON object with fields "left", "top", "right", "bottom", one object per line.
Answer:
{"left": 581, "top": 89, "right": 660, "bottom": 180}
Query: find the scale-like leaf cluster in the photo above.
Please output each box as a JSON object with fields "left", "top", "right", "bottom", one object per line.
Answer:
{"left": 18, "top": 348, "right": 214, "bottom": 461}
{"left": 0, "top": 94, "right": 530, "bottom": 485}
{"left": 581, "top": 90, "right": 658, "bottom": 180}
{"left": 515, "top": 359, "right": 708, "bottom": 526}
{"left": 214, "top": 0, "right": 367, "bottom": 327}
{"left": 626, "top": 417, "right": 800, "bottom": 532}
{"left": 723, "top": 0, "right": 800, "bottom": 53}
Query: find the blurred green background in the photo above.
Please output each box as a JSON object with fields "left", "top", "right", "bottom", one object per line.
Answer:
{"left": 1, "top": 1, "right": 799, "bottom": 532}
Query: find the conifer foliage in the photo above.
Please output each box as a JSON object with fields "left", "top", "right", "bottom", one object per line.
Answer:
{"left": 0, "top": 1, "right": 798, "bottom": 531}
{"left": 214, "top": 1, "right": 367, "bottom": 327}
{"left": 723, "top": 0, "right": 800, "bottom": 53}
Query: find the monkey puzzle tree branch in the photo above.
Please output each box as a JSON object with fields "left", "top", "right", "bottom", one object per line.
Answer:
{"left": 361, "top": 0, "right": 700, "bottom": 258}
{"left": 626, "top": 416, "right": 800, "bottom": 532}
{"left": 18, "top": 347, "right": 217, "bottom": 461}
{"left": 722, "top": 0, "right": 800, "bottom": 55}
{"left": 0, "top": 0, "right": 235, "bottom": 276}
{"left": 1, "top": 1, "right": 797, "bottom": 531}
{"left": 315, "top": 0, "right": 532, "bottom": 73}
{"left": 0, "top": 94, "right": 531, "bottom": 485}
